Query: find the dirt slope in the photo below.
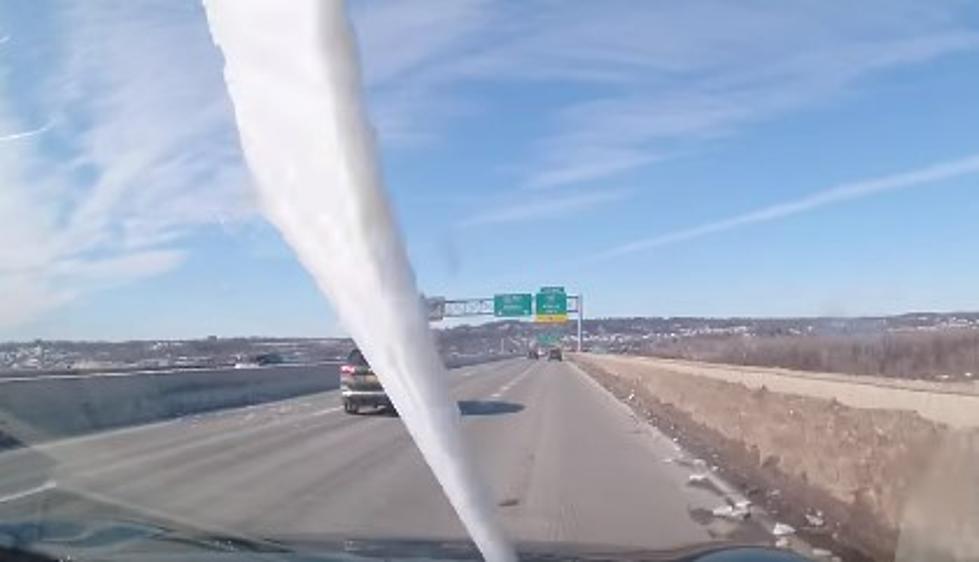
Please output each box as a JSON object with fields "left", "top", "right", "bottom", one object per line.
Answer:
{"left": 574, "top": 353, "right": 979, "bottom": 561}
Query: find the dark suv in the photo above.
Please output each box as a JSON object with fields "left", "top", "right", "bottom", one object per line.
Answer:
{"left": 340, "top": 348, "right": 392, "bottom": 414}
{"left": 548, "top": 348, "right": 563, "bottom": 361}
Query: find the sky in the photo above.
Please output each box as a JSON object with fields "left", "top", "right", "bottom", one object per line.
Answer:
{"left": 1, "top": 1, "right": 979, "bottom": 340}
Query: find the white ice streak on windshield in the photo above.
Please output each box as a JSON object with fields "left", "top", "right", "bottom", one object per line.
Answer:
{"left": 201, "top": 1, "right": 515, "bottom": 561}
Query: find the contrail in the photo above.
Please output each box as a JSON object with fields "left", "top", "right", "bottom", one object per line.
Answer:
{"left": 0, "top": 122, "right": 51, "bottom": 143}
{"left": 460, "top": 188, "right": 632, "bottom": 227}
{"left": 593, "top": 152, "right": 979, "bottom": 260}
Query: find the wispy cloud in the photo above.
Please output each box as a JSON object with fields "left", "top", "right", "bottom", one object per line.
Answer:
{"left": 349, "top": 0, "right": 495, "bottom": 146}
{"left": 0, "top": 1, "right": 250, "bottom": 329}
{"left": 346, "top": 1, "right": 979, "bottom": 186}
{"left": 591, "top": 153, "right": 979, "bottom": 261}
{"left": 526, "top": 150, "right": 660, "bottom": 191}
{"left": 459, "top": 188, "right": 632, "bottom": 227}
{"left": 521, "top": 25, "right": 979, "bottom": 189}
{"left": 2, "top": 1, "right": 978, "bottom": 331}
{"left": 0, "top": 121, "right": 50, "bottom": 142}
{"left": 0, "top": 0, "right": 485, "bottom": 329}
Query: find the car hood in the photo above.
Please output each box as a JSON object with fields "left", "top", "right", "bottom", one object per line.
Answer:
{"left": 1, "top": 519, "right": 810, "bottom": 562}
{"left": 0, "top": 489, "right": 809, "bottom": 562}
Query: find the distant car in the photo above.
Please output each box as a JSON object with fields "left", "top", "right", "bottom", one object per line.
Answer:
{"left": 548, "top": 348, "right": 563, "bottom": 361}
{"left": 340, "top": 348, "right": 392, "bottom": 414}
{"left": 527, "top": 349, "right": 539, "bottom": 359}
{"left": 253, "top": 352, "right": 284, "bottom": 366}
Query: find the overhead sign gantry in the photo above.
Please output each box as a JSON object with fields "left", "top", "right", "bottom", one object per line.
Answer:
{"left": 425, "top": 287, "right": 584, "bottom": 351}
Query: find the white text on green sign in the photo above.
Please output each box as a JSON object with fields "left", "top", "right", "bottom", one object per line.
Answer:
{"left": 494, "top": 293, "right": 533, "bottom": 317}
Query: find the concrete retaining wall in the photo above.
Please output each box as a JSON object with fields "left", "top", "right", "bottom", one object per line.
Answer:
{"left": 0, "top": 356, "right": 512, "bottom": 447}
{"left": 0, "top": 364, "right": 340, "bottom": 445}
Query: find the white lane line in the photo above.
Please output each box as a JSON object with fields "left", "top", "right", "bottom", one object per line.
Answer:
{"left": 35, "top": 391, "right": 342, "bottom": 456}
{"left": 565, "top": 361, "right": 816, "bottom": 553}
{"left": 311, "top": 406, "right": 342, "bottom": 417}
{"left": 0, "top": 480, "right": 56, "bottom": 504}
{"left": 42, "top": 399, "right": 349, "bottom": 479}
{"left": 496, "top": 366, "right": 533, "bottom": 397}
{"left": 485, "top": 362, "right": 536, "bottom": 399}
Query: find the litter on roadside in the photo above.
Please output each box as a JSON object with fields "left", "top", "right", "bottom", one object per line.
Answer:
{"left": 774, "top": 537, "right": 790, "bottom": 549}
{"left": 772, "top": 522, "right": 796, "bottom": 536}
{"left": 712, "top": 504, "right": 749, "bottom": 520}
{"left": 688, "top": 473, "right": 708, "bottom": 483}
{"left": 804, "top": 511, "right": 825, "bottom": 527}
{"left": 811, "top": 548, "right": 833, "bottom": 558}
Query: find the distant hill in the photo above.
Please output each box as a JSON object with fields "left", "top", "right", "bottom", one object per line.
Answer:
{"left": 4, "top": 312, "right": 978, "bottom": 376}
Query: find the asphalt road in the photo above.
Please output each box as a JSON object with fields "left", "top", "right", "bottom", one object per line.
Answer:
{"left": 19, "top": 359, "right": 766, "bottom": 550}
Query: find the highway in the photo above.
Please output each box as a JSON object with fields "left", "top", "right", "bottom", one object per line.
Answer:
{"left": 15, "top": 359, "right": 768, "bottom": 551}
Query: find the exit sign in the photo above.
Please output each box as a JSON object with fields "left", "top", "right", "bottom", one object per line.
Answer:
{"left": 535, "top": 287, "right": 567, "bottom": 323}
{"left": 494, "top": 293, "right": 533, "bottom": 317}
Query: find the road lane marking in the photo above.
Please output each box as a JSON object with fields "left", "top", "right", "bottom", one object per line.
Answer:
{"left": 0, "top": 480, "right": 56, "bottom": 504}
{"left": 312, "top": 406, "right": 342, "bottom": 417}
{"left": 495, "top": 365, "right": 534, "bottom": 397}
{"left": 45, "top": 400, "right": 353, "bottom": 479}
{"left": 34, "top": 392, "right": 343, "bottom": 462}
{"left": 565, "top": 361, "right": 816, "bottom": 553}
{"left": 483, "top": 362, "right": 537, "bottom": 400}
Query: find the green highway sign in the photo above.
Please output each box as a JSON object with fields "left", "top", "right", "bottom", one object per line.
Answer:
{"left": 535, "top": 287, "right": 568, "bottom": 323}
{"left": 494, "top": 293, "right": 533, "bottom": 317}
{"left": 537, "top": 332, "right": 559, "bottom": 345}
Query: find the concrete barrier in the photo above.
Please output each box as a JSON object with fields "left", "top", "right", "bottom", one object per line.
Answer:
{"left": 0, "top": 356, "right": 514, "bottom": 448}
{"left": 0, "top": 364, "right": 340, "bottom": 446}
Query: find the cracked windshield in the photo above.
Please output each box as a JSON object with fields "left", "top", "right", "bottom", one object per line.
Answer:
{"left": 2, "top": 2, "right": 979, "bottom": 562}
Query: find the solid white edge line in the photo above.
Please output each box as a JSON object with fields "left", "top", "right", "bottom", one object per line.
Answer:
{"left": 567, "top": 360, "right": 817, "bottom": 555}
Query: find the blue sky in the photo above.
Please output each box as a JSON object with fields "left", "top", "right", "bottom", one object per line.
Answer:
{"left": 2, "top": 1, "right": 979, "bottom": 340}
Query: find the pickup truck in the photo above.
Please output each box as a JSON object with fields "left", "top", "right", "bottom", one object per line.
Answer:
{"left": 340, "top": 348, "right": 392, "bottom": 414}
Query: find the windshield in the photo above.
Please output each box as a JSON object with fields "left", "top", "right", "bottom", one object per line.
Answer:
{"left": 1, "top": 2, "right": 978, "bottom": 562}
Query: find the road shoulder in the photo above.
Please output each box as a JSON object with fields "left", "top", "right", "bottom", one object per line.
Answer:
{"left": 572, "top": 354, "right": 880, "bottom": 562}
